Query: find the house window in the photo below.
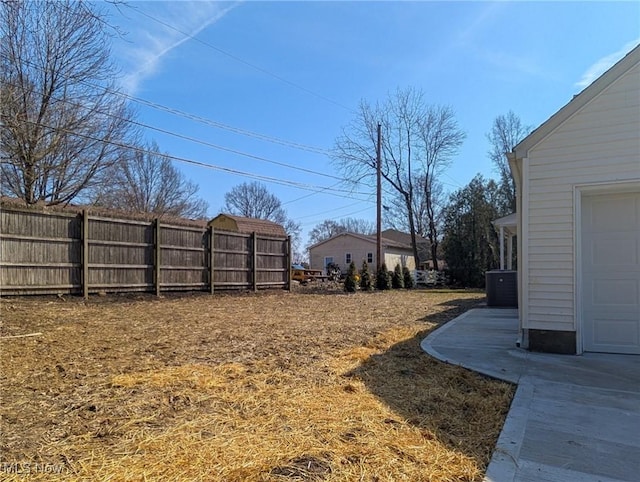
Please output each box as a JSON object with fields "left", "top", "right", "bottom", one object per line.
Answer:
{"left": 345, "top": 253, "right": 352, "bottom": 264}
{"left": 367, "top": 252, "right": 373, "bottom": 263}
{"left": 324, "top": 257, "right": 334, "bottom": 268}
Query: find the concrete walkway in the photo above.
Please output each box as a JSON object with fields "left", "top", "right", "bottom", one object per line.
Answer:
{"left": 421, "top": 308, "right": 640, "bottom": 482}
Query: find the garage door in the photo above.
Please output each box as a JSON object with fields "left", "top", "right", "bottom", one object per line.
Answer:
{"left": 581, "top": 192, "right": 640, "bottom": 354}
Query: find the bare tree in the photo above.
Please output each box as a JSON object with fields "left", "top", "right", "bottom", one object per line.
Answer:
{"left": 418, "top": 106, "right": 465, "bottom": 270}
{"left": 334, "top": 88, "right": 422, "bottom": 264}
{"left": 223, "top": 181, "right": 285, "bottom": 221}
{"left": 93, "top": 142, "right": 208, "bottom": 219}
{"left": 333, "top": 87, "right": 464, "bottom": 269}
{"left": 223, "top": 181, "right": 302, "bottom": 257}
{"left": 0, "top": 0, "right": 134, "bottom": 205}
{"left": 486, "top": 111, "right": 531, "bottom": 214}
{"left": 383, "top": 174, "right": 446, "bottom": 267}
{"left": 341, "top": 217, "right": 375, "bottom": 235}
{"left": 307, "top": 220, "right": 344, "bottom": 247}
{"left": 384, "top": 173, "right": 444, "bottom": 238}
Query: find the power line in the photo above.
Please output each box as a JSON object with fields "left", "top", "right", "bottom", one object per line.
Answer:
{"left": 282, "top": 183, "right": 341, "bottom": 205}
{"left": 1, "top": 54, "right": 382, "bottom": 196}
{"left": 443, "top": 173, "right": 464, "bottom": 188}
{"left": 298, "top": 206, "right": 374, "bottom": 228}
{"left": 120, "top": 116, "right": 343, "bottom": 182}
{"left": 2, "top": 114, "right": 374, "bottom": 203}
{"left": 0, "top": 52, "right": 331, "bottom": 157}
{"left": 2, "top": 54, "right": 377, "bottom": 201}
{"left": 120, "top": 92, "right": 330, "bottom": 155}
{"left": 282, "top": 181, "right": 372, "bottom": 206}
{"left": 0, "top": 78, "right": 356, "bottom": 187}
{"left": 126, "top": 3, "right": 355, "bottom": 113}
{"left": 2, "top": 72, "right": 460, "bottom": 209}
{"left": 296, "top": 203, "right": 373, "bottom": 221}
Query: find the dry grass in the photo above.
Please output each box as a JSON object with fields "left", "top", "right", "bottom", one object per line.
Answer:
{"left": 0, "top": 287, "right": 514, "bottom": 481}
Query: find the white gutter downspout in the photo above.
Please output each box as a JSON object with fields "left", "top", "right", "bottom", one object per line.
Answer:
{"left": 507, "top": 151, "right": 526, "bottom": 348}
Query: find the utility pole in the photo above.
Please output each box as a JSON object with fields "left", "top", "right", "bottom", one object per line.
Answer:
{"left": 376, "top": 123, "right": 382, "bottom": 272}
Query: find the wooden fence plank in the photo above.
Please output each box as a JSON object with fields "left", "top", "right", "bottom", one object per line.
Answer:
{"left": 83, "top": 210, "right": 89, "bottom": 299}
{"left": 214, "top": 267, "right": 251, "bottom": 272}
{"left": 89, "top": 215, "right": 152, "bottom": 226}
{"left": 253, "top": 232, "right": 258, "bottom": 292}
{"left": 89, "top": 239, "right": 150, "bottom": 248}
{"left": 155, "top": 219, "right": 161, "bottom": 297}
{"left": 209, "top": 226, "right": 214, "bottom": 295}
{"left": 158, "top": 223, "right": 205, "bottom": 233}
{"left": 1, "top": 262, "right": 81, "bottom": 268}
{"left": 89, "top": 264, "right": 151, "bottom": 269}
{"left": 287, "top": 236, "right": 292, "bottom": 291}
{"left": 158, "top": 244, "right": 205, "bottom": 252}
{"left": 0, "top": 234, "right": 78, "bottom": 243}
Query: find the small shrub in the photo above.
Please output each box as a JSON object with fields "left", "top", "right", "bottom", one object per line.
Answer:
{"left": 359, "top": 260, "right": 372, "bottom": 291}
{"left": 344, "top": 261, "right": 358, "bottom": 293}
{"left": 402, "top": 266, "right": 414, "bottom": 289}
{"left": 392, "top": 264, "right": 404, "bottom": 289}
{"left": 376, "top": 263, "right": 391, "bottom": 290}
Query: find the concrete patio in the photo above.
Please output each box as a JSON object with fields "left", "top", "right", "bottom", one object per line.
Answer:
{"left": 421, "top": 308, "right": 640, "bottom": 482}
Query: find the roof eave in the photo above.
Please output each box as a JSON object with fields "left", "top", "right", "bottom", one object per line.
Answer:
{"left": 507, "top": 151, "right": 522, "bottom": 188}
{"left": 514, "top": 44, "right": 640, "bottom": 159}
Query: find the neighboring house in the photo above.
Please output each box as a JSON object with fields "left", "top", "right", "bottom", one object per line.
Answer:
{"left": 209, "top": 213, "right": 287, "bottom": 237}
{"left": 508, "top": 45, "right": 639, "bottom": 355}
{"left": 308, "top": 232, "right": 416, "bottom": 274}
{"left": 381, "top": 229, "right": 431, "bottom": 268}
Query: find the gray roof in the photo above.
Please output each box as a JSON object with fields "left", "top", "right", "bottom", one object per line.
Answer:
{"left": 308, "top": 231, "right": 413, "bottom": 251}
{"left": 381, "top": 229, "right": 428, "bottom": 246}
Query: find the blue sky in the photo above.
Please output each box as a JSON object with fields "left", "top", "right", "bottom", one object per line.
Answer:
{"left": 104, "top": 1, "right": 640, "bottom": 243}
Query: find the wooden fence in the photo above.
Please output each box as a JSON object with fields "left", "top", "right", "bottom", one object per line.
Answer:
{"left": 0, "top": 207, "right": 290, "bottom": 297}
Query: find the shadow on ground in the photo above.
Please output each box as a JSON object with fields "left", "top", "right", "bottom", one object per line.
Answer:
{"left": 417, "top": 295, "right": 486, "bottom": 325}
{"left": 344, "top": 297, "right": 513, "bottom": 472}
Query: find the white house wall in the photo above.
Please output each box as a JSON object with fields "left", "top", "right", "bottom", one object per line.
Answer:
{"left": 384, "top": 249, "right": 416, "bottom": 271}
{"left": 523, "top": 63, "right": 640, "bottom": 332}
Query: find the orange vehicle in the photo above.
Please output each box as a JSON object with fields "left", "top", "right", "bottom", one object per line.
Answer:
{"left": 291, "top": 264, "right": 324, "bottom": 283}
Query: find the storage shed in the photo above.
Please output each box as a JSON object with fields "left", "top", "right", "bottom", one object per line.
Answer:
{"left": 508, "top": 44, "right": 640, "bottom": 354}
{"left": 209, "top": 214, "right": 287, "bottom": 237}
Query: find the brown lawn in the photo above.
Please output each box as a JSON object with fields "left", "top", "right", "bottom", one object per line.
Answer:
{"left": 0, "top": 287, "right": 514, "bottom": 481}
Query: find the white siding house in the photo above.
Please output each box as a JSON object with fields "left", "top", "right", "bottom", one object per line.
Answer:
{"left": 509, "top": 45, "right": 640, "bottom": 354}
{"left": 308, "top": 232, "right": 416, "bottom": 274}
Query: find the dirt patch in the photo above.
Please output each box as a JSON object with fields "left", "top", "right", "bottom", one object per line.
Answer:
{"left": 0, "top": 288, "right": 514, "bottom": 481}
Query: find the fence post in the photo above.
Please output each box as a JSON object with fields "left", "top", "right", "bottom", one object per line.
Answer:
{"left": 286, "top": 235, "right": 292, "bottom": 292}
{"left": 209, "top": 225, "right": 215, "bottom": 295}
{"left": 82, "top": 209, "right": 89, "bottom": 299}
{"left": 155, "top": 219, "right": 161, "bottom": 296}
{"left": 252, "top": 231, "right": 258, "bottom": 292}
